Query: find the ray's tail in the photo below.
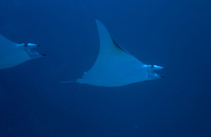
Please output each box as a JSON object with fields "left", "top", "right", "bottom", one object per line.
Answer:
{"left": 60, "top": 81, "right": 76, "bottom": 83}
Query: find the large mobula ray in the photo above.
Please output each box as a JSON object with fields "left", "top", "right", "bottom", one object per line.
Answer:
{"left": 62, "top": 20, "right": 164, "bottom": 87}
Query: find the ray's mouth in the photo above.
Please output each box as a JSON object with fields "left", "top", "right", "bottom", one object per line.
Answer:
{"left": 148, "top": 65, "right": 164, "bottom": 79}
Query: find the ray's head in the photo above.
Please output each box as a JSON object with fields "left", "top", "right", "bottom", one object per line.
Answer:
{"left": 143, "top": 64, "right": 164, "bottom": 79}
{"left": 16, "top": 43, "right": 40, "bottom": 49}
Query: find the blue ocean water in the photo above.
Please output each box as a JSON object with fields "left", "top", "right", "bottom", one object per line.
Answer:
{"left": 0, "top": 0, "right": 211, "bottom": 137}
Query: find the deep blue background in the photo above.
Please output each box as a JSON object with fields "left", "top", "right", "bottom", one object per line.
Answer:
{"left": 0, "top": 0, "right": 211, "bottom": 137}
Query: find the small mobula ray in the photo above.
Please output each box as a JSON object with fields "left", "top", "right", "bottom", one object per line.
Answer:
{"left": 0, "top": 35, "right": 45, "bottom": 69}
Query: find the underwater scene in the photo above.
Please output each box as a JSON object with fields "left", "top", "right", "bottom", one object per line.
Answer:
{"left": 0, "top": 0, "right": 211, "bottom": 137}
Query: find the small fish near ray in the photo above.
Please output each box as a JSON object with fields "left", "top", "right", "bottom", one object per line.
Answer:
{"left": 61, "top": 20, "right": 164, "bottom": 87}
{"left": 0, "top": 35, "right": 45, "bottom": 69}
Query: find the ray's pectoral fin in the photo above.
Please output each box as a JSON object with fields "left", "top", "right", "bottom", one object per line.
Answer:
{"left": 93, "top": 20, "right": 141, "bottom": 65}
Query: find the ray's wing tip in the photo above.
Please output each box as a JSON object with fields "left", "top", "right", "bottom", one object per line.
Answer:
{"left": 95, "top": 19, "right": 103, "bottom": 26}
{"left": 95, "top": 19, "right": 100, "bottom": 23}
